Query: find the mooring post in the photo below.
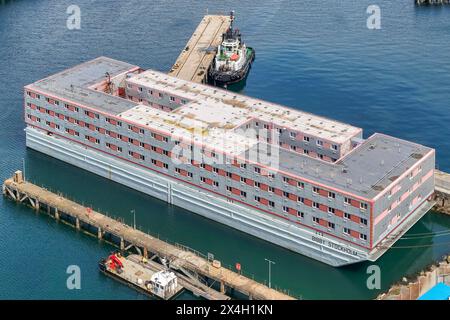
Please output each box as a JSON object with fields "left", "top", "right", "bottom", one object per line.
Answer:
{"left": 97, "top": 227, "right": 102, "bottom": 240}
{"left": 220, "top": 281, "right": 225, "bottom": 294}
{"left": 54, "top": 208, "right": 59, "bottom": 220}
{"left": 75, "top": 217, "right": 80, "bottom": 230}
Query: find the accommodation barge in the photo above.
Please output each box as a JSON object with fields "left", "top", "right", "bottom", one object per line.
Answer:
{"left": 23, "top": 57, "right": 435, "bottom": 266}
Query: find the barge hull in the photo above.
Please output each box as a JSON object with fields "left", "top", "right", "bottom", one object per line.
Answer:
{"left": 26, "top": 127, "right": 370, "bottom": 267}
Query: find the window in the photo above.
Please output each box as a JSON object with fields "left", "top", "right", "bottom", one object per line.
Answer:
{"left": 360, "top": 234, "right": 367, "bottom": 240}
{"left": 318, "top": 154, "right": 324, "bottom": 160}
{"left": 254, "top": 167, "right": 261, "bottom": 174}
{"left": 148, "top": 90, "right": 153, "bottom": 95}
{"left": 226, "top": 171, "right": 232, "bottom": 178}
{"left": 313, "top": 217, "right": 320, "bottom": 224}
{"left": 163, "top": 136, "right": 168, "bottom": 143}
{"left": 255, "top": 196, "right": 261, "bottom": 202}
{"left": 128, "top": 137, "right": 134, "bottom": 144}
{"left": 313, "top": 186, "right": 320, "bottom": 194}
{"left": 303, "top": 136, "right": 310, "bottom": 142}
{"left": 268, "top": 186, "right": 274, "bottom": 193}
{"left": 200, "top": 177, "right": 206, "bottom": 183}
{"left": 268, "top": 201, "right": 275, "bottom": 208}
{"left": 344, "top": 197, "right": 351, "bottom": 205}
{"left": 290, "top": 145, "right": 297, "bottom": 151}
{"left": 283, "top": 176, "right": 289, "bottom": 183}
{"left": 344, "top": 212, "right": 351, "bottom": 220}
{"left": 187, "top": 172, "right": 193, "bottom": 178}
{"left": 139, "top": 129, "right": 144, "bottom": 134}
{"left": 213, "top": 167, "right": 219, "bottom": 174}
{"left": 290, "top": 132, "right": 297, "bottom": 138}
{"left": 240, "top": 177, "right": 247, "bottom": 183}
{"left": 283, "top": 206, "right": 289, "bottom": 213}
{"left": 283, "top": 191, "right": 290, "bottom": 198}
{"left": 328, "top": 207, "right": 335, "bottom": 214}
{"left": 317, "top": 140, "right": 323, "bottom": 147}
{"left": 118, "top": 147, "right": 122, "bottom": 152}
{"left": 158, "top": 92, "right": 163, "bottom": 99}
{"left": 226, "top": 186, "right": 232, "bottom": 192}
{"left": 139, "top": 142, "right": 145, "bottom": 148}
{"left": 328, "top": 222, "right": 335, "bottom": 229}
{"left": 240, "top": 163, "right": 247, "bottom": 169}
{"left": 331, "top": 144, "right": 338, "bottom": 151}
{"left": 298, "top": 181, "right": 305, "bottom": 189}
{"left": 298, "top": 197, "right": 304, "bottom": 203}
{"left": 162, "top": 150, "right": 169, "bottom": 156}
{"left": 360, "top": 218, "right": 368, "bottom": 225}
{"left": 303, "top": 149, "right": 309, "bottom": 155}
{"left": 297, "top": 211, "right": 304, "bottom": 218}
{"left": 255, "top": 121, "right": 259, "bottom": 127}
{"left": 213, "top": 181, "right": 219, "bottom": 187}
{"left": 175, "top": 168, "right": 181, "bottom": 174}
{"left": 163, "top": 163, "right": 168, "bottom": 169}
{"left": 343, "top": 228, "right": 350, "bottom": 235}
{"left": 360, "top": 202, "right": 368, "bottom": 211}
{"left": 328, "top": 192, "right": 336, "bottom": 199}
{"left": 240, "top": 191, "right": 247, "bottom": 198}
{"left": 170, "top": 96, "right": 175, "bottom": 102}
{"left": 313, "top": 202, "right": 319, "bottom": 209}
{"left": 254, "top": 181, "right": 261, "bottom": 188}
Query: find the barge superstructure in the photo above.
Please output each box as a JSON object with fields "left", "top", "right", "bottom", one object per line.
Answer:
{"left": 24, "top": 57, "right": 435, "bottom": 266}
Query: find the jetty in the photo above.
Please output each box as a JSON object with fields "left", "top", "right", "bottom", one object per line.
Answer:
{"left": 168, "top": 15, "right": 231, "bottom": 83}
{"left": 2, "top": 171, "right": 294, "bottom": 300}
{"left": 433, "top": 170, "right": 450, "bottom": 215}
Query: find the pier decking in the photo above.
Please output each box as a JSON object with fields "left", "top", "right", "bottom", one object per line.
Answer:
{"left": 168, "top": 15, "right": 231, "bottom": 83}
{"left": 433, "top": 170, "right": 450, "bottom": 215}
{"left": 2, "top": 172, "right": 294, "bottom": 300}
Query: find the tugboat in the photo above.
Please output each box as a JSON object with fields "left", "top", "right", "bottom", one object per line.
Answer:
{"left": 209, "top": 11, "right": 255, "bottom": 86}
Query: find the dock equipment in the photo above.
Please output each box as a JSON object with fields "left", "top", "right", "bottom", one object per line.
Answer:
{"left": 2, "top": 172, "right": 295, "bottom": 300}
{"left": 168, "top": 15, "right": 231, "bottom": 83}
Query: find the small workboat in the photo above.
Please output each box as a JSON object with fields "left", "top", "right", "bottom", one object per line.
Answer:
{"left": 209, "top": 11, "right": 255, "bottom": 86}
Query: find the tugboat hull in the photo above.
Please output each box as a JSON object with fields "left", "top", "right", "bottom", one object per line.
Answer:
{"left": 209, "top": 48, "right": 255, "bottom": 86}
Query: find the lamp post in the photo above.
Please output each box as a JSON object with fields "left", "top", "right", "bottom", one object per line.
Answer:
{"left": 131, "top": 209, "right": 136, "bottom": 229}
{"left": 265, "top": 258, "right": 275, "bottom": 288}
{"left": 22, "top": 158, "right": 26, "bottom": 181}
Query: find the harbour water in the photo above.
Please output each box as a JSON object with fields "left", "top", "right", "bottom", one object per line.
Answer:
{"left": 0, "top": 0, "right": 450, "bottom": 299}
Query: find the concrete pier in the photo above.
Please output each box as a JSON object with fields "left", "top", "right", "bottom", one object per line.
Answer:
{"left": 168, "top": 15, "right": 231, "bottom": 83}
{"left": 3, "top": 173, "right": 294, "bottom": 300}
{"left": 433, "top": 170, "right": 450, "bottom": 215}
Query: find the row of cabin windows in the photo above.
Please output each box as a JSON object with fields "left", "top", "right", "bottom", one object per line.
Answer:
{"left": 131, "top": 85, "right": 188, "bottom": 104}
{"left": 27, "top": 103, "right": 171, "bottom": 144}
{"left": 252, "top": 120, "right": 339, "bottom": 151}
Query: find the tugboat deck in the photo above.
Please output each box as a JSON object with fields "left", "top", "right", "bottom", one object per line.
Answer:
{"left": 168, "top": 15, "right": 231, "bottom": 83}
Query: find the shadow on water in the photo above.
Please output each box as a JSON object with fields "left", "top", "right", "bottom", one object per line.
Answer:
{"left": 21, "top": 149, "right": 450, "bottom": 300}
